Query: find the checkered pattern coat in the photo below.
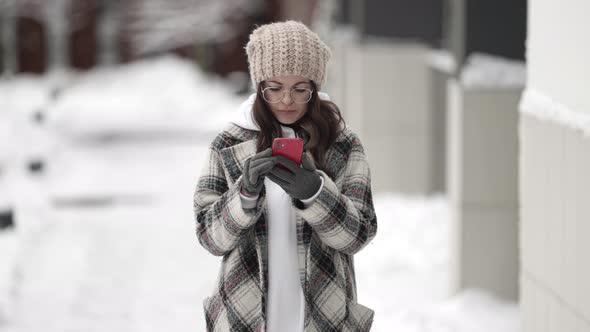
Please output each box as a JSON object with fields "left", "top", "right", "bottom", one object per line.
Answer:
{"left": 194, "top": 123, "right": 377, "bottom": 331}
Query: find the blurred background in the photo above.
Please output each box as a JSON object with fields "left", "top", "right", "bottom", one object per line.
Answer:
{"left": 0, "top": 0, "right": 588, "bottom": 331}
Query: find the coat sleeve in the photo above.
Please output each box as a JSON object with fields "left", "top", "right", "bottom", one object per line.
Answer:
{"left": 294, "top": 135, "right": 377, "bottom": 255}
{"left": 193, "top": 146, "right": 260, "bottom": 256}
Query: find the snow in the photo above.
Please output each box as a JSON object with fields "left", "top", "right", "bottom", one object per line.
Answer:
{"left": 460, "top": 53, "right": 526, "bottom": 89}
{"left": 380, "top": 289, "right": 519, "bottom": 332}
{"left": 428, "top": 49, "right": 457, "bottom": 75}
{"left": 0, "top": 72, "right": 66, "bottom": 162}
{"left": 46, "top": 56, "right": 240, "bottom": 139}
{"left": 357, "top": 194, "right": 519, "bottom": 332}
{"left": 520, "top": 88, "right": 590, "bottom": 137}
{"left": 0, "top": 56, "right": 518, "bottom": 331}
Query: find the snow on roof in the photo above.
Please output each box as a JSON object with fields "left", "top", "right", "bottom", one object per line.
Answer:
{"left": 460, "top": 53, "right": 526, "bottom": 89}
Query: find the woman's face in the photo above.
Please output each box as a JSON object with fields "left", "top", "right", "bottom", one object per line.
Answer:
{"left": 262, "top": 75, "right": 312, "bottom": 125}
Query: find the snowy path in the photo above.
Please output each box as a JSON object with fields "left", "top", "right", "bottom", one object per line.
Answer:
{"left": 1, "top": 141, "right": 220, "bottom": 331}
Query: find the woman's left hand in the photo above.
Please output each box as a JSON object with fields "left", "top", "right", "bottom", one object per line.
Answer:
{"left": 267, "top": 152, "right": 322, "bottom": 200}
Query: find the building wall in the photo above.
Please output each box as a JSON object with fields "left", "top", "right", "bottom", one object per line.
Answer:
{"left": 447, "top": 81, "right": 520, "bottom": 301}
{"left": 520, "top": 0, "right": 590, "bottom": 330}
{"left": 527, "top": 0, "right": 590, "bottom": 114}
{"left": 332, "top": 41, "right": 436, "bottom": 194}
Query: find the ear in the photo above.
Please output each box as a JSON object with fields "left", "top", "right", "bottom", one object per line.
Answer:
{"left": 301, "top": 151, "right": 316, "bottom": 171}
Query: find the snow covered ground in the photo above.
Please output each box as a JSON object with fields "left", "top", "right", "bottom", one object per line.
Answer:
{"left": 0, "top": 57, "right": 519, "bottom": 331}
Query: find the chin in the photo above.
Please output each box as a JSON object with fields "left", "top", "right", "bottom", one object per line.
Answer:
{"left": 276, "top": 116, "right": 301, "bottom": 126}
{"left": 278, "top": 119, "right": 296, "bottom": 125}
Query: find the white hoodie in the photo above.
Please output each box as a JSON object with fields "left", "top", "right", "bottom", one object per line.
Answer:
{"left": 230, "top": 93, "right": 328, "bottom": 332}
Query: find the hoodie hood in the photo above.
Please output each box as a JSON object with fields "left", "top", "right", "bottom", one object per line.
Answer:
{"left": 231, "top": 92, "right": 332, "bottom": 131}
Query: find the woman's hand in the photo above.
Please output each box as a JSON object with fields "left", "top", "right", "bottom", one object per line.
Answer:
{"left": 241, "top": 148, "right": 276, "bottom": 196}
{"left": 267, "top": 152, "right": 322, "bottom": 200}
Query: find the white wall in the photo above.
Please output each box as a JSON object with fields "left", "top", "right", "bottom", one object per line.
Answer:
{"left": 447, "top": 80, "right": 520, "bottom": 301}
{"left": 520, "top": 0, "right": 590, "bottom": 330}
{"left": 519, "top": 111, "right": 590, "bottom": 332}
{"left": 527, "top": 0, "right": 590, "bottom": 113}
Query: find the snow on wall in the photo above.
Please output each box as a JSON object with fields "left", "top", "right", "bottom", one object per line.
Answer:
{"left": 519, "top": 88, "right": 590, "bottom": 138}
{"left": 460, "top": 53, "right": 526, "bottom": 89}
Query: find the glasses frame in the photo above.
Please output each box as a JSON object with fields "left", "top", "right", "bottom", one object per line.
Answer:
{"left": 260, "top": 86, "right": 314, "bottom": 104}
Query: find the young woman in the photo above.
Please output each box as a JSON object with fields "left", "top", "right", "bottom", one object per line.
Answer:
{"left": 194, "top": 20, "right": 377, "bottom": 332}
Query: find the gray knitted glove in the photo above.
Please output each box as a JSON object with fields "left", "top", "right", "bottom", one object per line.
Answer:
{"left": 241, "top": 148, "right": 276, "bottom": 196}
{"left": 267, "top": 152, "right": 322, "bottom": 200}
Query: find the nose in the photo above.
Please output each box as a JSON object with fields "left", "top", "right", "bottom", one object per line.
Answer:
{"left": 281, "top": 90, "right": 294, "bottom": 105}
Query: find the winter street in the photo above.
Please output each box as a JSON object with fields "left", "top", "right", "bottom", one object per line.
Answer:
{"left": 0, "top": 58, "right": 518, "bottom": 331}
{"left": 2, "top": 0, "right": 588, "bottom": 330}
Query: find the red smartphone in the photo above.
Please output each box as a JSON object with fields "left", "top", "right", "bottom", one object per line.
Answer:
{"left": 272, "top": 137, "right": 304, "bottom": 168}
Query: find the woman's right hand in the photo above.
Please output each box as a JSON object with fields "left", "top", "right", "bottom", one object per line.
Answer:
{"left": 241, "top": 148, "right": 275, "bottom": 196}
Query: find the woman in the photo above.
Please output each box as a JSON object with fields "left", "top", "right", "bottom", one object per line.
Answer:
{"left": 194, "top": 20, "right": 377, "bottom": 332}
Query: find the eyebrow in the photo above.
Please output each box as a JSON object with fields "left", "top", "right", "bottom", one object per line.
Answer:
{"left": 267, "top": 80, "right": 311, "bottom": 86}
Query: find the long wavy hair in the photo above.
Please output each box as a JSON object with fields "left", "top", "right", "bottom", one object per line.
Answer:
{"left": 252, "top": 80, "right": 346, "bottom": 173}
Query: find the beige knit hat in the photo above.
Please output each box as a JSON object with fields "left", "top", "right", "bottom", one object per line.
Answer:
{"left": 245, "top": 20, "right": 332, "bottom": 90}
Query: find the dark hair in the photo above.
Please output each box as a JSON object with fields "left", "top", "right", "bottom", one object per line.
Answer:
{"left": 252, "top": 80, "right": 346, "bottom": 173}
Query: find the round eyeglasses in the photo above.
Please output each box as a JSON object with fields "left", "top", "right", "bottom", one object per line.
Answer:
{"left": 261, "top": 86, "right": 314, "bottom": 104}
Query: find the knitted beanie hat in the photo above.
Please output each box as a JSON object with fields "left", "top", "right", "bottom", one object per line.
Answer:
{"left": 245, "top": 20, "right": 332, "bottom": 90}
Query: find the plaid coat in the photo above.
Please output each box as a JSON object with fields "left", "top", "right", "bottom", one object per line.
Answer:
{"left": 194, "top": 123, "right": 377, "bottom": 331}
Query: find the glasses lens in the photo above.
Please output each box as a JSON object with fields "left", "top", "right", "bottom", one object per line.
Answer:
{"left": 291, "top": 88, "right": 312, "bottom": 103}
{"left": 263, "top": 88, "right": 283, "bottom": 103}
